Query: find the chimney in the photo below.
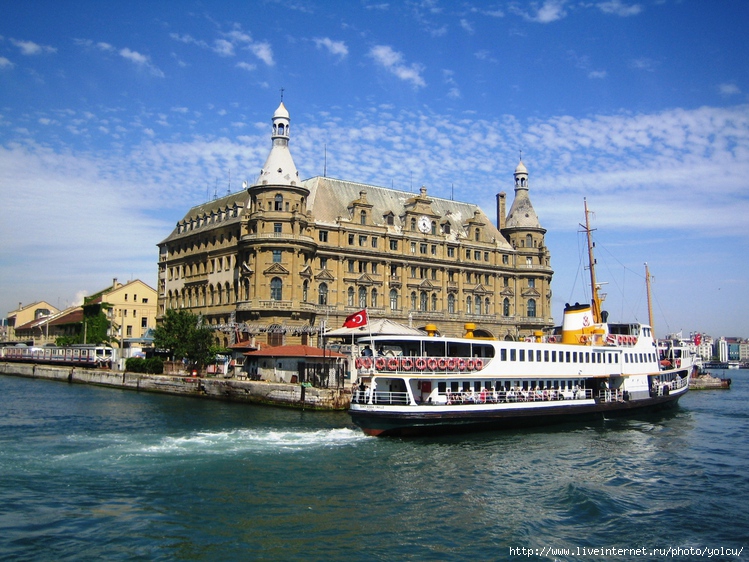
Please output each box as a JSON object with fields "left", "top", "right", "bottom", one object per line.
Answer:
{"left": 496, "top": 192, "right": 507, "bottom": 230}
{"left": 113, "top": 278, "right": 118, "bottom": 289}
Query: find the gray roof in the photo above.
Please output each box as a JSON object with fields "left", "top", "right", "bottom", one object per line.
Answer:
{"left": 305, "top": 176, "right": 513, "bottom": 249}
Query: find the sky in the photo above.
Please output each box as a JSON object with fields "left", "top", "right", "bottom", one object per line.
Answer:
{"left": 1, "top": 0, "right": 747, "bottom": 338}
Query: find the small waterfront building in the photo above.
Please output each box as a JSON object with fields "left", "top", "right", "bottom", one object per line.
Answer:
{"left": 243, "top": 344, "right": 348, "bottom": 387}
{"left": 157, "top": 102, "right": 554, "bottom": 348}
{"left": 5, "top": 301, "right": 59, "bottom": 343}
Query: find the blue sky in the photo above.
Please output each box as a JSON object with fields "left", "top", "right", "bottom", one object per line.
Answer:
{"left": 1, "top": 0, "right": 747, "bottom": 338}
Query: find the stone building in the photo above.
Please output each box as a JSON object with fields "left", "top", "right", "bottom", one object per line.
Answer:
{"left": 157, "top": 102, "right": 553, "bottom": 348}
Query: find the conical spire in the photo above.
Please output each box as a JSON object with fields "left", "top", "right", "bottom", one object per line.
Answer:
{"left": 255, "top": 101, "right": 300, "bottom": 186}
{"left": 505, "top": 159, "right": 541, "bottom": 228}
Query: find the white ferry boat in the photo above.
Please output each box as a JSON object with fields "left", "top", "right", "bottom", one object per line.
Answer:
{"left": 349, "top": 202, "right": 696, "bottom": 437}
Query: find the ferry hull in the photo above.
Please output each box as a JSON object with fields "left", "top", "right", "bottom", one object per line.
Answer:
{"left": 350, "top": 392, "right": 685, "bottom": 437}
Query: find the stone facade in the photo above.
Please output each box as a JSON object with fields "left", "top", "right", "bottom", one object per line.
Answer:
{"left": 157, "top": 102, "right": 553, "bottom": 347}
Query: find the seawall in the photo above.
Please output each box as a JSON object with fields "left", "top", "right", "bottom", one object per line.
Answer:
{"left": 0, "top": 362, "right": 351, "bottom": 411}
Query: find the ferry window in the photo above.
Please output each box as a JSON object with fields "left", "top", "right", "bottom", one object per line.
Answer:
{"left": 639, "top": 353, "right": 644, "bottom": 363}
{"left": 462, "top": 382, "right": 470, "bottom": 392}
{"left": 625, "top": 354, "right": 629, "bottom": 363}
{"left": 585, "top": 352, "right": 590, "bottom": 363}
{"left": 566, "top": 351, "right": 571, "bottom": 362}
{"left": 544, "top": 350, "right": 549, "bottom": 362}
{"left": 522, "top": 381, "right": 529, "bottom": 391}
{"left": 573, "top": 352, "right": 578, "bottom": 362}
{"left": 510, "top": 349, "right": 516, "bottom": 361}
{"left": 529, "top": 351, "right": 534, "bottom": 362}
{"left": 519, "top": 349, "right": 525, "bottom": 361}
{"left": 537, "top": 350, "right": 542, "bottom": 362}
{"left": 501, "top": 348, "right": 507, "bottom": 361}
{"left": 438, "top": 382, "right": 446, "bottom": 394}
{"left": 451, "top": 382, "right": 459, "bottom": 392}
{"left": 551, "top": 351, "right": 557, "bottom": 362}
{"left": 474, "top": 382, "right": 481, "bottom": 392}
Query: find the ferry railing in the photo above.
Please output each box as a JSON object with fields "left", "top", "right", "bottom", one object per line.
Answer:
{"left": 419, "top": 388, "right": 592, "bottom": 405}
{"left": 350, "top": 390, "right": 410, "bottom": 405}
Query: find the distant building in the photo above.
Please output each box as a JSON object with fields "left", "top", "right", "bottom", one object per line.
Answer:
{"left": 157, "top": 102, "right": 554, "bottom": 348}
{"left": 8, "top": 280, "right": 157, "bottom": 347}
{"left": 5, "top": 301, "right": 59, "bottom": 343}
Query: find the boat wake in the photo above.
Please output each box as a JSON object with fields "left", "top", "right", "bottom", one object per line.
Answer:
{"left": 56, "top": 427, "right": 367, "bottom": 466}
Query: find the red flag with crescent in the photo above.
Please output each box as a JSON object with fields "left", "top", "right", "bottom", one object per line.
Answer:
{"left": 343, "top": 310, "right": 368, "bottom": 328}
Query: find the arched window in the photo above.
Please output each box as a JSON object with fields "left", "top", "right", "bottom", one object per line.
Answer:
{"left": 431, "top": 293, "right": 437, "bottom": 311}
{"left": 527, "top": 298, "right": 537, "bottom": 318}
{"left": 410, "top": 291, "right": 417, "bottom": 309}
{"left": 371, "top": 288, "right": 378, "bottom": 308}
{"left": 270, "top": 277, "right": 282, "bottom": 301}
{"left": 447, "top": 293, "right": 455, "bottom": 314}
{"left": 444, "top": 223, "right": 451, "bottom": 235}
{"left": 347, "top": 287, "right": 355, "bottom": 306}
{"left": 358, "top": 287, "right": 367, "bottom": 308}
{"left": 475, "top": 228, "right": 480, "bottom": 241}
{"left": 526, "top": 234, "right": 533, "bottom": 248}
{"left": 466, "top": 296, "right": 472, "bottom": 315}
{"left": 431, "top": 221, "right": 437, "bottom": 235}
{"left": 419, "top": 291, "right": 427, "bottom": 311}
{"left": 302, "top": 280, "right": 308, "bottom": 302}
{"left": 390, "top": 289, "right": 398, "bottom": 311}
{"left": 274, "top": 194, "right": 283, "bottom": 211}
{"left": 475, "top": 295, "right": 482, "bottom": 315}
{"left": 503, "top": 297, "right": 510, "bottom": 317}
{"left": 411, "top": 218, "right": 417, "bottom": 231}
{"left": 318, "top": 283, "right": 328, "bottom": 305}
{"left": 360, "top": 211, "right": 367, "bottom": 225}
{"left": 485, "top": 297, "right": 490, "bottom": 315}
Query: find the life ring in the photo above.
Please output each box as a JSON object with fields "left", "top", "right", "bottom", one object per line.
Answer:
{"left": 401, "top": 357, "right": 413, "bottom": 371}
{"left": 474, "top": 358, "right": 484, "bottom": 370}
{"left": 548, "top": 336, "right": 556, "bottom": 343}
{"left": 386, "top": 357, "right": 398, "bottom": 371}
{"left": 426, "top": 358, "right": 438, "bottom": 371}
{"left": 617, "top": 335, "right": 625, "bottom": 345}
{"left": 362, "top": 357, "right": 373, "bottom": 369}
{"left": 355, "top": 357, "right": 363, "bottom": 369}
{"left": 415, "top": 357, "right": 427, "bottom": 371}
{"left": 466, "top": 359, "right": 475, "bottom": 371}
{"left": 447, "top": 358, "right": 457, "bottom": 370}
{"left": 436, "top": 357, "right": 448, "bottom": 370}
{"left": 580, "top": 335, "right": 588, "bottom": 344}
{"left": 457, "top": 359, "right": 466, "bottom": 371}
{"left": 606, "top": 334, "right": 616, "bottom": 345}
{"left": 375, "top": 357, "right": 386, "bottom": 370}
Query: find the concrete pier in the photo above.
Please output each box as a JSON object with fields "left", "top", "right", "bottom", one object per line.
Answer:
{"left": 0, "top": 362, "right": 351, "bottom": 410}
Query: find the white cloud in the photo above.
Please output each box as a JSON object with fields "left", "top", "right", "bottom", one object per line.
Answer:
{"left": 596, "top": 1, "right": 642, "bottom": 17}
{"left": 236, "top": 61, "right": 256, "bottom": 72}
{"left": 0, "top": 56, "right": 13, "bottom": 68}
{"left": 249, "top": 42, "right": 274, "bottom": 66}
{"left": 314, "top": 37, "right": 348, "bottom": 59}
{"left": 460, "top": 19, "right": 475, "bottom": 34}
{"left": 588, "top": 70, "right": 607, "bottom": 79}
{"left": 10, "top": 38, "right": 57, "bottom": 55}
{"left": 369, "top": 45, "right": 426, "bottom": 88}
{"left": 514, "top": 1, "right": 568, "bottom": 23}
{"left": 119, "top": 48, "right": 164, "bottom": 77}
{"left": 719, "top": 83, "right": 741, "bottom": 96}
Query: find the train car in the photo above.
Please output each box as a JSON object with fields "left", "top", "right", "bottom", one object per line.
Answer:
{"left": 1, "top": 344, "right": 115, "bottom": 368}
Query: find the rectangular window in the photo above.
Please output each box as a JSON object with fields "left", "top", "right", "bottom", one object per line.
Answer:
{"left": 390, "top": 239, "right": 398, "bottom": 251}
{"left": 447, "top": 247, "right": 455, "bottom": 258}
{"left": 274, "top": 223, "right": 282, "bottom": 234}
{"left": 544, "top": 350, "right": 549, "bottom": 362}
{"left": 359, "top": 235, "right": 367, "bottom": 246}
{"left": 510, "top": 349, "right": 516, "bottom": 361}
{"left": 320, "top": 258, "right": 327, "bottom": 269}
{"left": 501, "top": 348, "right": 507, "bottom": 361}
{"left": 349, "top": 234, "right": 354, "bottom": 245}
{"left": 431, "top": 245, "right": 437, "bottom": 255}
{"left": 519, "top": 349, "right": 526, "bottom": 361}
{"left": 552, "top": 351, "right": 557, "bottom": 362}
{"left": 371, "top": 237, "right": 378, "bottom": 248}
{"left": 141, "top": 317, "right": 148, "bottom": 328}
{"left": 420, "top": 243, "right": 427, "bottom": 254}
{"left": 319, "top": 231, "right": 328, "bottom": 242}
{"left": 411, "top": 242, "right": 416, "bottom": 254}
{"left": 272, "top": 250, "right": 282, "bottom": 263}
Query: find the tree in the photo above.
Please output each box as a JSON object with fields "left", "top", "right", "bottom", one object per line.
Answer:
{"left": 153, "top": 309, "right": 215, "bottom": 369}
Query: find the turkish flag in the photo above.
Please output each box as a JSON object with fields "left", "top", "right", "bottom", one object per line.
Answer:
{"left": 343, "top": 310, "right": 368, "bottom": 328}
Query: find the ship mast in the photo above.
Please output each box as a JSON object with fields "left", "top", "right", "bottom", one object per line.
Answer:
{"left": 582, "top": 198, "right": 603, "bottom": 323}
{"left": 645, "top": 262, "right": 655, "bottom": 336}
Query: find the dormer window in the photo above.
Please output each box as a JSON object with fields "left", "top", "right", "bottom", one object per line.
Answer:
{"left": 360, "top": 211, "right": 367, "bottom": 225}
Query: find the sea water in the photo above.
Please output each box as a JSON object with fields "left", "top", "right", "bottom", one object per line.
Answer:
{"left": 0, "top": 372, "right": 747, "bottom": 561}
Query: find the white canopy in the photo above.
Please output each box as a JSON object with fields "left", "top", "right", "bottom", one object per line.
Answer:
{"left": 323, "top": 318, "right": 426, "bottom": 338}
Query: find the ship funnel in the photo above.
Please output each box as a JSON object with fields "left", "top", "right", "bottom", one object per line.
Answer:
{"left": 561, "top": 303, "right": 597, "bottom": 345}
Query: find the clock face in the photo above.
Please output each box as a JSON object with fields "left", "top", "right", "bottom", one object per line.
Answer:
{"left": 418, "top": 216, "right": 430, "bottom": 233}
